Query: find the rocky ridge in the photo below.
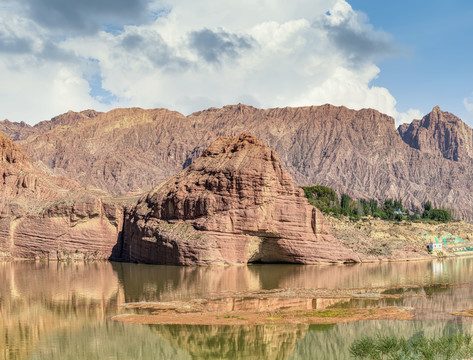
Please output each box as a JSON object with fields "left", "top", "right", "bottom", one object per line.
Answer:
{"left": 0, "top": 131, "right": 124, "bottom": 260}
{"left": 399, "top": 106, "right": 473, "bottom": 163}
{"left": 3, "top": 104, "right": 473, "bottom": 219}
{"left": 122, "top": 134, "right": 360, "bottom": 265}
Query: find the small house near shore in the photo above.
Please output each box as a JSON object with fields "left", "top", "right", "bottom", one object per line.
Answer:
{"left": 428, "top": 242, "right": 443, "bottom": 251}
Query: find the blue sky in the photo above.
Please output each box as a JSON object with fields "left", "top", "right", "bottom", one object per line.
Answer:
{"left": 0, "top": 0, "right": 472, "bottom": 126}
{"left": 350, "top": 0, "right": 473, "bottom": 123}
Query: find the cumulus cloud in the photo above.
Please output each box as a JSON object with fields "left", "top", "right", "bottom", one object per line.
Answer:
{"left": 5, "top": 0, "right": 153, "bottom": 34}
{"left": 396, "top": 109, "right": 424, "bottom": 126}
{"left": 0, "top": 0, "right": 420, "bottom": 125}
{"left": 189, "top": 29, "right": 254, "bottom": 64}
{"left": 0, "top": 32, "right": 32, "bottom": 54}
{"left": 319, "top": 2, "right": 396, "bottom": 68}
{"left": 0, "top": 63, "right": 107, "bottom": 123}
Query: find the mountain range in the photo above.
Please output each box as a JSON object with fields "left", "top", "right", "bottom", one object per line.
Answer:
{"left": 1, "top": 104, "right": 472, "bottom": 220}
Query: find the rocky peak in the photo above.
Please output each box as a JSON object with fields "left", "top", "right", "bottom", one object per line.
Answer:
{"left": 0, "top": 120, "right": 34, "bottom": 141}
{"left": 202, "top": 134, "right": 262, "bottom": 157}
{"left": 146, "top": 133, "right": 297, "bottom": 221}
{"left": 398, "top": 107, "right": 473, "bottom": 162}
{"left": 0, "top": 131, "right": 30, "bottom": 165}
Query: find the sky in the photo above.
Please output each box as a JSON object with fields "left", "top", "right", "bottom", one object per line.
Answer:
{"left": 0, "top": 0, "right": 472, "bottom": 126}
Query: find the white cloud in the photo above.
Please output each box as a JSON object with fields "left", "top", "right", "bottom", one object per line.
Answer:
{"left": 464, "top": 94, "right": 473, "bottom": 114}
{"left": 0, "top": 0, "right": 415, "bottom": 125}
{"left": 396, "top": 108, "right": 424, "bottom": 126}
{"left": 0, "top": 61, "right": 107, "bottom": 123}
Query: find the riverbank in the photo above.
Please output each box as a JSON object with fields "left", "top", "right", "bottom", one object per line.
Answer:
{"left": 2, "top": 217, "right": 473, "bottom": 265}
{"left": 328, "top": 216, "right": 473, "bottom": 262}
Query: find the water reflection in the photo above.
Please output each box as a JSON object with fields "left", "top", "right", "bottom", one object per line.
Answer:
{"left": 112, "top": 257, "right": 473, "bottom": 302}
{"left": 2, "top": 256, "right": 473, "bottom": 359}
{"left": 21, "top": 321, "right": 473, "bottom": 360}
{"left": 0, "top": 262, "right": 123, "bottom": 360}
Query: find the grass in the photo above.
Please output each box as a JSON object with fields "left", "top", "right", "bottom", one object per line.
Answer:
{"left": 223, "top": 315, "right": 246, "bottom": 320}
{"left": 303, "top": 309, "right": 358, "bottom": 318}
{"left": 350, "top": 332, "right": 473, "bottom": 359}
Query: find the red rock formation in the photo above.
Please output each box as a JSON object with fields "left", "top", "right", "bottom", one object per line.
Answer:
{"left": 0, "top": 131, "right": 124, "bottom": 260}
{"left": 398, "top": 106, "right": 473, "bottom": 163}
{"left": 123, "top": 134, "right": 360, "bottom": 265}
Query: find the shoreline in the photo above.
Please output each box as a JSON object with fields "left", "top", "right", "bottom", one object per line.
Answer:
{"left": 3, "top": 252, "right": 473, "bottom": 265}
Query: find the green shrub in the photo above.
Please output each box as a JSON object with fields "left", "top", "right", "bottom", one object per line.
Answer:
{"left": 350, "top": 332, "right": 473, "bottom": 359}
{"left": 302, "top": 185, "right": 339, "bottom": 213}
{"left": 422, "top": 200, "right": 451, "bottom": 222}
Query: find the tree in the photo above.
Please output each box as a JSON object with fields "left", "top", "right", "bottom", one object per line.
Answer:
{"left": 361, "top": 199, "right": 371, "bottom": 216}
{"left": 301, "top": 185, "right": 339, "bottom": 214}
{"left": 428, "top": 209, "right": 451, "bottom": 222}
{"left": 393, "top": 198, "right": 403, "bottom": 211}
{"left": 424, "top": 201, "right": 432, "bottom": 212}
{"left": 341, "top": 194, "right": 352, "bottom": 216}
{"left": 383, "top": 198, "right": 395, "bottom": 220}
{"left": 369, "top": 199, "right": 378, "bottom": 215}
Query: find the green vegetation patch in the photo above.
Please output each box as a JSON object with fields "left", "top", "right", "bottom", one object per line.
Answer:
{"left": 303, "top": 309, "right": 358, "bottom": 318}
{"left": 301, "top": 185, "right": 452, "bottom": 223}
{"left": 350, "top": 332, "right": 473, "bottom": 359}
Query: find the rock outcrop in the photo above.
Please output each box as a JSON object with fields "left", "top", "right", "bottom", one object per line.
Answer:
{"left": 122, "top": 134, "right": 360, "bottom": 265}
{"left": 398, "top": 106, "right": 473, "bottom": 163}
{"left": 0, "top": 131, "right": 124, "bottom": 260}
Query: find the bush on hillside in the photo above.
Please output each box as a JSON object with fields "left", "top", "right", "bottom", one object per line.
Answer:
{"left": 301, "top": 186, "right": 339, "bottom": 214}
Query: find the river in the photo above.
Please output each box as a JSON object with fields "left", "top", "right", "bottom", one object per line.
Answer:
{"left": 2, "top": 257, "right": 473, "bottom": 359}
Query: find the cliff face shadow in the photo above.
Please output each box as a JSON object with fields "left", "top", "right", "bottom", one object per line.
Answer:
{"left": 109, "top": 228, "right": 125, "bottom": 262}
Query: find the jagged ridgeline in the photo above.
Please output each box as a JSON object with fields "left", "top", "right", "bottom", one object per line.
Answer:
{"left": 2, "top": 104, "right": 473, "bottom": 219}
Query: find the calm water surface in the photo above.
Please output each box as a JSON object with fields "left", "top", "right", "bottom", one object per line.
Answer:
{"left": 2, "top": 257, "right": 473, "bottom": 359}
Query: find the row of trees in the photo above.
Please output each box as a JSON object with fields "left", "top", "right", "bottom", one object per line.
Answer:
{"left": 301, "top": 185, "right": 451, "bottom": 222}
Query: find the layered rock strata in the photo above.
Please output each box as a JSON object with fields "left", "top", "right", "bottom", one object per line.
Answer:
{"left": 123, "top": 134, "right": 360, "bottom": 265}
{"left": 0, "top": 131, "right": 124, "bottom": 259}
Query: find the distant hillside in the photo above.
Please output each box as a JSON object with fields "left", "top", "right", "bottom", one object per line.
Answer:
{"left": 2, "top": 104, "right": 473, "bottom": 220}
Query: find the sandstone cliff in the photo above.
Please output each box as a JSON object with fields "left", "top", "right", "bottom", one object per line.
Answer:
{"left": 3, "top": 104, "right": 473, "bottom": 220}
{"left": 398, "top": 106, "right": 473, "bottom": 163}
{"left": 0, "top": 131, "right": 124, "bottom": 260}
{"left": 122, "top": 134, "right": 360, "bottom": 265}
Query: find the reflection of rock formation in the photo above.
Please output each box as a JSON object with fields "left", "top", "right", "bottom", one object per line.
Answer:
{"left": 5, "top": 258, "right": 473, "bottom": 359}
{"left": 113, "top": 262, "right": 262, "bottom": 302}
{"left": 113, "top": 258, "right": 473, "bottom": 303}
{"left": 393, "top": 285, "right": 473, "bottom": 322}
{"left": 0, "top": 262, "right": 123, "bottom": 359}
{"left": 2, "top": 261, "right": 121, "bottom": 302}
{"left": 30, "top": 322, "right": 191, "bottom": 360}
{"left": 150, "top": 324, "right": 307, "bottom": 360}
